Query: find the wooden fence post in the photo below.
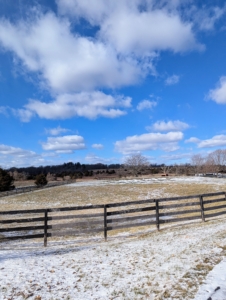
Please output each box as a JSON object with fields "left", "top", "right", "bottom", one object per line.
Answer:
{"left": 104, "top": 205, "right": 107, "bottom": 241}
{"left": 44, "top": 210, "right": 48, "bottom": 247}
{"left": 199, "top": 195, "right": 205, "bottom": 222}
{"left": 155, "top": 200, "right": 160, "bottom": 231}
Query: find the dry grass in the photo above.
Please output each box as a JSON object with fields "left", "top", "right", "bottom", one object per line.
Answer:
{"left": 1, "top": 176, "right": 226, "bottom": 240}
{"left": 1, "top": 176, "right": 226, "bottom": 211}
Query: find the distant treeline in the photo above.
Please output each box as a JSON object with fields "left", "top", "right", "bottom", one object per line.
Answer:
{"left": 7, "top": 162, "right": 164, "bottom": 180}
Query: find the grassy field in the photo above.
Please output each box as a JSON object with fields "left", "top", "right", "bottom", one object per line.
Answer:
{"left": 1, "top": 175, "right": 226, "bottom": 211}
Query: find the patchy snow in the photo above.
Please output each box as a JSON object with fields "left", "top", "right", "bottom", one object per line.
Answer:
{"left": 1, "top": 218, "right": 226, "bottom": 300}
{"left": 193, "top": 258, "right": 226, "bottom": 300}
{"left": 67, "top": 176, "right": 226, "bottom": 188}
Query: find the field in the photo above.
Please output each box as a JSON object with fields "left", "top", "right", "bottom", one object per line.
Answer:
{"left": 1, "top": 176, "right": 226, "bottom": 299}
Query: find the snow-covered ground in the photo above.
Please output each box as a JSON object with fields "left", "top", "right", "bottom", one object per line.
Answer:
{"left": 1, "top": 217, "right": 226, "bottom": 300}
{"left": 69, "top": 176, "right": 226, "bottom": 188}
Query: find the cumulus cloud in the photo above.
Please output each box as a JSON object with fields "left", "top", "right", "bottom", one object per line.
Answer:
{"left": 85, "top": 153, "right": 113, "bottom": 164}
{"left": 114, "top": 131, "right": 183, "bottom": 154}
{"left": 0, "top": 12, "right": 146, "bottom": 94}
{"left": 137, "top": 100, "right": 157, "bottom": 111}
{"left": 160, "top": 152, "right": 193, "bottom": 162}
{"left": 92, "top": 144, "right": 104, "bottom": 150}
{"left": 165, "top": 75, "right": 180, "bottom": 86}
{"left": 208, "top": 76, "right": 226, "bottom": 104}
{"left": 45, "top": 126, "right": 70, "bottom": 136}
{"left": 41, "top": 135, "right": 86, "bottom": 153}
{"left": 58, "top": 0, "right": 204, "bottom": 55}
{"left": 0, "top": 144, "right": 49, "bottom": 168}
{"left": 19, "top": 91, "right": 131, "bottom": 121}
{"left": 186, "top": 135, "right": 226, "bottom": 148}
{"left": 0, "top": 144, "right": 37, "bottom": 157}
{"left": 148, "top": 120, "right": 189, "bottom": 132}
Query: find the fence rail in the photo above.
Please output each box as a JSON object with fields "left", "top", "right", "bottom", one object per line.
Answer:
{"left": 0, "top": 191, "right": 225, "bottom": 247}
{"left": 0, "top": 180, "right": 74, "bottom": 198}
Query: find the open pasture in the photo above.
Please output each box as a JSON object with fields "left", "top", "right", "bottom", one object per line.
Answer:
{"left": 1, "top": 176, "right": 226, "bottom": 244}
{"left": 1, "top": 176, "right": 226, "bottom": 299}
{"left": 1, "top": 176, "right": 226, "bottom": 211}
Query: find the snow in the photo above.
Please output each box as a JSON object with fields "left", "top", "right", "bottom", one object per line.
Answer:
{"left": 1, "top": 218, "right": 226, "bottom": 299}
{"left": 68, "top": 176, "right": 226, "bottom": 188}
{"left": 194, "top": 258, "right": 226, "bottom": 300}
{"left": 1, "top": 176, "right": 226, "bottom": 299}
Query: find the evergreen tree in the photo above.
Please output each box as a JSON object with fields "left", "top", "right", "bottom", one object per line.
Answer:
{"left": 0, "top": 168, "right": 15, "bottom": 191}
{"left": 35, "top": 174, "right": 48, "bottom": 187}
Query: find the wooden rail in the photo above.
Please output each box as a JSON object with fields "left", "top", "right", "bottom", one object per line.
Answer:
{"left": 0, "top": 180, "right": 73, "bottom": 198}
{"left": 0, "top": 191, "right": 225, "bottom": 247}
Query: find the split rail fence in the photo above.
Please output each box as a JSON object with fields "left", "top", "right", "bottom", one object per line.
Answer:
{"left": 0, "top": 191, "right": 226, "bottom": 247}
{"left": 0, "top": 181, "right": 72, "bottom": 198}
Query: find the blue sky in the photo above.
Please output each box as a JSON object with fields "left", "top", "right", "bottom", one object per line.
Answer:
{"left": 1, "top": 0, "right": 226, "bottom": 168}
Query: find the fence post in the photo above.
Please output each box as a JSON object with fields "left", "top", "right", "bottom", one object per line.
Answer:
{"left": 199, "top": 195, "right": 205, "bottom": 222}
{"left": 155, "top": 200, "right": 160, "bottom": 231}
{"left": 44, "top": 210, "right": 48, "bottom": 247}
{"left": 104, "top": 205, "right": 107, "bottom": 241}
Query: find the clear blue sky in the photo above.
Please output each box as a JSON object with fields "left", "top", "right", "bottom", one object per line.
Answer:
{"left": 1, "top": 0, "right": 226, "bottom": 168}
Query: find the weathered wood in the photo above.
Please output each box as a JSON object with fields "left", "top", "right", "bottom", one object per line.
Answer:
{"left": 159, "top": 208, "right": 201, "bottom": 217}
{"left": 104, "top": 205, "right": 107, "bottom": 241}
{"left": 49, "top": 212, "right": 104, "bottom": 221}
{"left": 0, "top": 225, "right": 45, "bottom": 233}
{"left": 107, "top": 206, "right": 155, "bottom": 216}
{"left": 0, "top": 217, "right": 45, "bottom": 224}
{"left": 203, "top": 198, "right": 225, "bottom": 204}
{"left": 107, "top": 214, "right": 154, "bottom": 224}
{"left": 0, "top": 208, "right": 47, "bottom": 215}
{"left": 44, "top": 210, "right": 48, "bottom": 247}
{"left": 50, "top": 227, "right": 103, "bottom": 237}
{"left": 159, "top": 215, "right": 201, "bottom": 224}
{"left": 0, "top": 233, "right": 46, "bottom": 240}
{"left": 204, "top": 204, "right": 226, "bottom": 212}
{"left": 205, "top": 211, "right": 226, "bottom": 218}
{"left": 49, "top": 219, "right": 103, "bottom": 229}
{"left": 107, "top": 220, "right": 156, "bottom": 231}
{"left": 199, "top": 195, "right": 205, "bottom": 222}
{"left": 107, "top": 199, "right": 155, "bottom": 207}
{"left": 159, "top": 201, "right": 200, "bottom": 210}
{"left": 49, "top": 204, "right": 104, "bottom": 212}
{"left": 155, "top": 200, "right": 159, "bottom": 231}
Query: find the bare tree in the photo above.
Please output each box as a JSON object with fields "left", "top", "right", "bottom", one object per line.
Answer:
{"left": 191, "top": 154, "right": 205, "bottom": 174}
{"left": 124, "top": 154, "right": 150, "bottom": 177}
{"left": 160, "top": 164, "right": 171, "bottom": 175}
{"left": 207, "top": 149, "right": 226, "bottom": 174}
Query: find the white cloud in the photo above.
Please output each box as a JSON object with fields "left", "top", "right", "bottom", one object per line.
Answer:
{"left": 137, "top": 100, "right": 157, "bottom": 111}
{"left": 41, "top": 135, "right": 86, "bottom": 153}
{"left": 58, "top": 0, "right": 204, "bottom": 55}
{"left": 0, "top": 144, "right": 37, "bottom": 157}
{"left": 208, "top": 76, "right": 226, "bottom": 104}
{"left": 19, "top": 91, "right": 131, "bottom": 121}
{"left": 92, "top": 144, "right": 104, "bottom": 150}
{"left": 191, "top": 6, "right": 226, "bottom": 31}
{"left": 165, "top": 75, "right": 180, "bottom": 86}
{"left": 0, "top": 12, "right": 145, "bottom": 94}
{"left": 115, "top": 131, "right": 183, "bottom": 154}
{"left": 0, "top": 144, "right": 49, "bottom": 168}
{"left": 186, "top": 135, "right": 226, "bottom": 148}
{"left": 160, "top": 152, "right": 193, "bottom": 162}
{"left": 85, "top": 153, "right": 112, "bottom": 164}
{"left": 0, "top": 106, "right": 8, "bottom": 116}
{"left": 148, "top": 120, "right": 189, "bottom": 132}
{"left": 45, "top": 126, "right": 70, "bottom": 136}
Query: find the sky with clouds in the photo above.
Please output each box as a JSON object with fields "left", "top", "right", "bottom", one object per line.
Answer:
{"left": 1, "top": 0, "right": 226, "bottom": 168}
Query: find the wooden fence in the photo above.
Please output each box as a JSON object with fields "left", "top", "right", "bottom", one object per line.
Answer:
{"left": 0, "top": 191, "right": 226, "bottom": 247}
{"left": 0, "top": 180, "right": 73, "bottom": 198}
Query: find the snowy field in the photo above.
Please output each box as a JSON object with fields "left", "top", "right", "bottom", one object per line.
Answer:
{"left": 1, "top": 176, "right": 226, "bottom": 299}
{"left": 1, "top": 218, "right": 226, "bottom": 300}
